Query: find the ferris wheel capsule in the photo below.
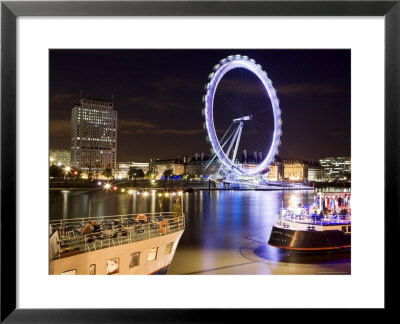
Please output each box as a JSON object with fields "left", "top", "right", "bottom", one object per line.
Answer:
{"left": 242, "top": 55, "right": 249, "bottom": 60}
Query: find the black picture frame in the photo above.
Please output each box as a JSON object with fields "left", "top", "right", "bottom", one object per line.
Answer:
{"left": 1, "top": 0, "right": 397, "bottom": 322}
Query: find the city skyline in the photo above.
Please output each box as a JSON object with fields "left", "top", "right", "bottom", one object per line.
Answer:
{"left": 50, "top": 49, "right": 351, "bottom": 162}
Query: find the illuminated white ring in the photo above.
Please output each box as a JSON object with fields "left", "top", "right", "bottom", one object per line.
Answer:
{"left": 203, "top": 55, "right": 282, "bottom": 176}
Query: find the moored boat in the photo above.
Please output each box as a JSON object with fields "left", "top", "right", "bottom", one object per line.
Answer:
{"left": 268, "top": 192, "right": 351, "bottom": 251}
{"left": 49, "top": 211, "right": 185, "bottom": 275}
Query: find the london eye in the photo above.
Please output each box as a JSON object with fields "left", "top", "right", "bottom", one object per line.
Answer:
{"left": 202, "top": 55, "right": 282, "bottom": 185}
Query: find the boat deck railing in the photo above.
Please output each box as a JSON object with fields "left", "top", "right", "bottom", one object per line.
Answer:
{"left": 49, "top": 212, "right": 185, "bottom": 261}
{"left": 276, "top": 208, "right": 351, "bottom": 226}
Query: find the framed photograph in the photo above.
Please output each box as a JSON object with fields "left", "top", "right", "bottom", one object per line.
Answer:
{"left": 1, "top": 0, "right": 397, "bottom": 321}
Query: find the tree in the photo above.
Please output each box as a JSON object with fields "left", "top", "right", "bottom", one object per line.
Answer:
{"left": 128, "top": 167, "right": 144, "bottom": 179}
{"left": 49, "top": 165, "right": 63, "bottom": 178}
{"left": 102, "top": 166, "right": 113, "bottom": 179}
{"left": 173, "top": 197, "right": 182, "bottom": 218}
{"left": 163, "top": 169, "right": 173, "bottom": 179}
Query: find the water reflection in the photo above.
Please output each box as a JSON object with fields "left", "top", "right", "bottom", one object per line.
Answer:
{"left": 49, "top": 188, "right": 350, "bottom": 274}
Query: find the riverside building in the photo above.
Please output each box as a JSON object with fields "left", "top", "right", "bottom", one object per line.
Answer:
{"left": 319, "top": 157, "right": 351, "bottom": 180}
{"left": 49, "top": 149, "right": 71, "bottom": 167}
{"left": 282, "top": 158, "right": 308, "bottom": 181}
{"left": 116, "top": 162, "right": 150, "bottom": 179}
{"left": 71, "top": 98, "right": 117, "bottom": 173}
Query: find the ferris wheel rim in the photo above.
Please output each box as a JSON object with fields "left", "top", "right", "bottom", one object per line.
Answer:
{"left": 203, "top": 55, "right": 282, "bottom": 176}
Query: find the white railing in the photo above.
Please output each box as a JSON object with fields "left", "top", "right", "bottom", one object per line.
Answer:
{"left": 275, "top": 208, "right": 351, "bottom": 226}
{"left": 49, "top": 212, "right": 185, "bottom": 261}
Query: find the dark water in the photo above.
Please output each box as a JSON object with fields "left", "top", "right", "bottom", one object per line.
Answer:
{"left": 49, "top": 188, "right": 351, "bottom": 275}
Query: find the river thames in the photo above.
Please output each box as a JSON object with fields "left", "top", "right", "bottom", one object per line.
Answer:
{"left": 50, "top": 188, "right": 351, "bottom": 275}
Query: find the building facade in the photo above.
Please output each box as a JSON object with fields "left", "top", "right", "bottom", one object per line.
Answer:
{"left": 266, "top": 162, "right": 284, "bottom": 181}
{"left": 71, "top": 98, "right": 117, "bottom": 173}
{"left": 185, "top": 153, "right": 220, "bottom": 178}
{"left": 319, "top": 157, "right": 351, "bottom": 180}
{"left": 282, "top": 158, "right": 308, "bottom": 181}
{"left": 116, "top": 162, "right": 150, "bottom": 180}
{"left": 151, "top": 158, "right": 185, "bottom": 179}
{"left": 307, "top": 162, "right": 324, "bottom": 181}
{"left": 49, "top": 150, "right": 71, "bottom": 167}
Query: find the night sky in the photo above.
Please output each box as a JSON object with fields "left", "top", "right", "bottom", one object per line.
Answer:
{"left": 50, "top": 49, "right": 350, "bottom": 162}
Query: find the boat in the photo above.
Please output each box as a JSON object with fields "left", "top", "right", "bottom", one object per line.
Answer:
{"left": 49, "top": 211, "right": 185, "bottom": 275}
{"left": 268, "top": 192, "right": 351, "bottom": 251}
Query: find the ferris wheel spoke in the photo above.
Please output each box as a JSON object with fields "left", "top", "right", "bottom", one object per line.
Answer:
{"left": 224, "top": 124, "right": 241, "bottom": 159}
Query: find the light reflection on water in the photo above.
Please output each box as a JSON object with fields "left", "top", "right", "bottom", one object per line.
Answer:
{"left": 49, "top": 188, "right": 350, "bottom": 274}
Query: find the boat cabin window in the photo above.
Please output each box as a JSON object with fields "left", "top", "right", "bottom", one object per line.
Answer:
{"left": 148, "top": 247, "right": 158, "bottom": 262}
{"left": 342, "top": 226, "right": 351, "bottom": 234}
{"left": 165, "top": 242, "right": 174, "bottom": 255}
{"left": 89, "top": 264, "right": 96, "bottom": 275}
{"left": 129, "top": 252, "right": 140, "bottom": 268}
{"left": 107, "top": 258, "right": 120, "bottom": 275}
{"left": 61, "top": 269, "right": 77, "bottom": 275}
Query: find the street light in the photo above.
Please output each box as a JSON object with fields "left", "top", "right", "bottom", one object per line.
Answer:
{"left": 64, "top": 166, "right": 71, "bottom": 180}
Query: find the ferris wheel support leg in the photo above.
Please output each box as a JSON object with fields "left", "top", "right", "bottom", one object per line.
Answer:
{"left": 206, "top": 122, "right": 237, "bottom": 171}
{"left": 225, "top": 123, "right": 242, "bottom": 160}
{"left": 231, "top": 121, "right": 244, "bottom": 164}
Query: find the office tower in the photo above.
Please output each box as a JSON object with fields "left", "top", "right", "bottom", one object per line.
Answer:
{"left": 71, "top": 98, "right": 117, "bottom": 173}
